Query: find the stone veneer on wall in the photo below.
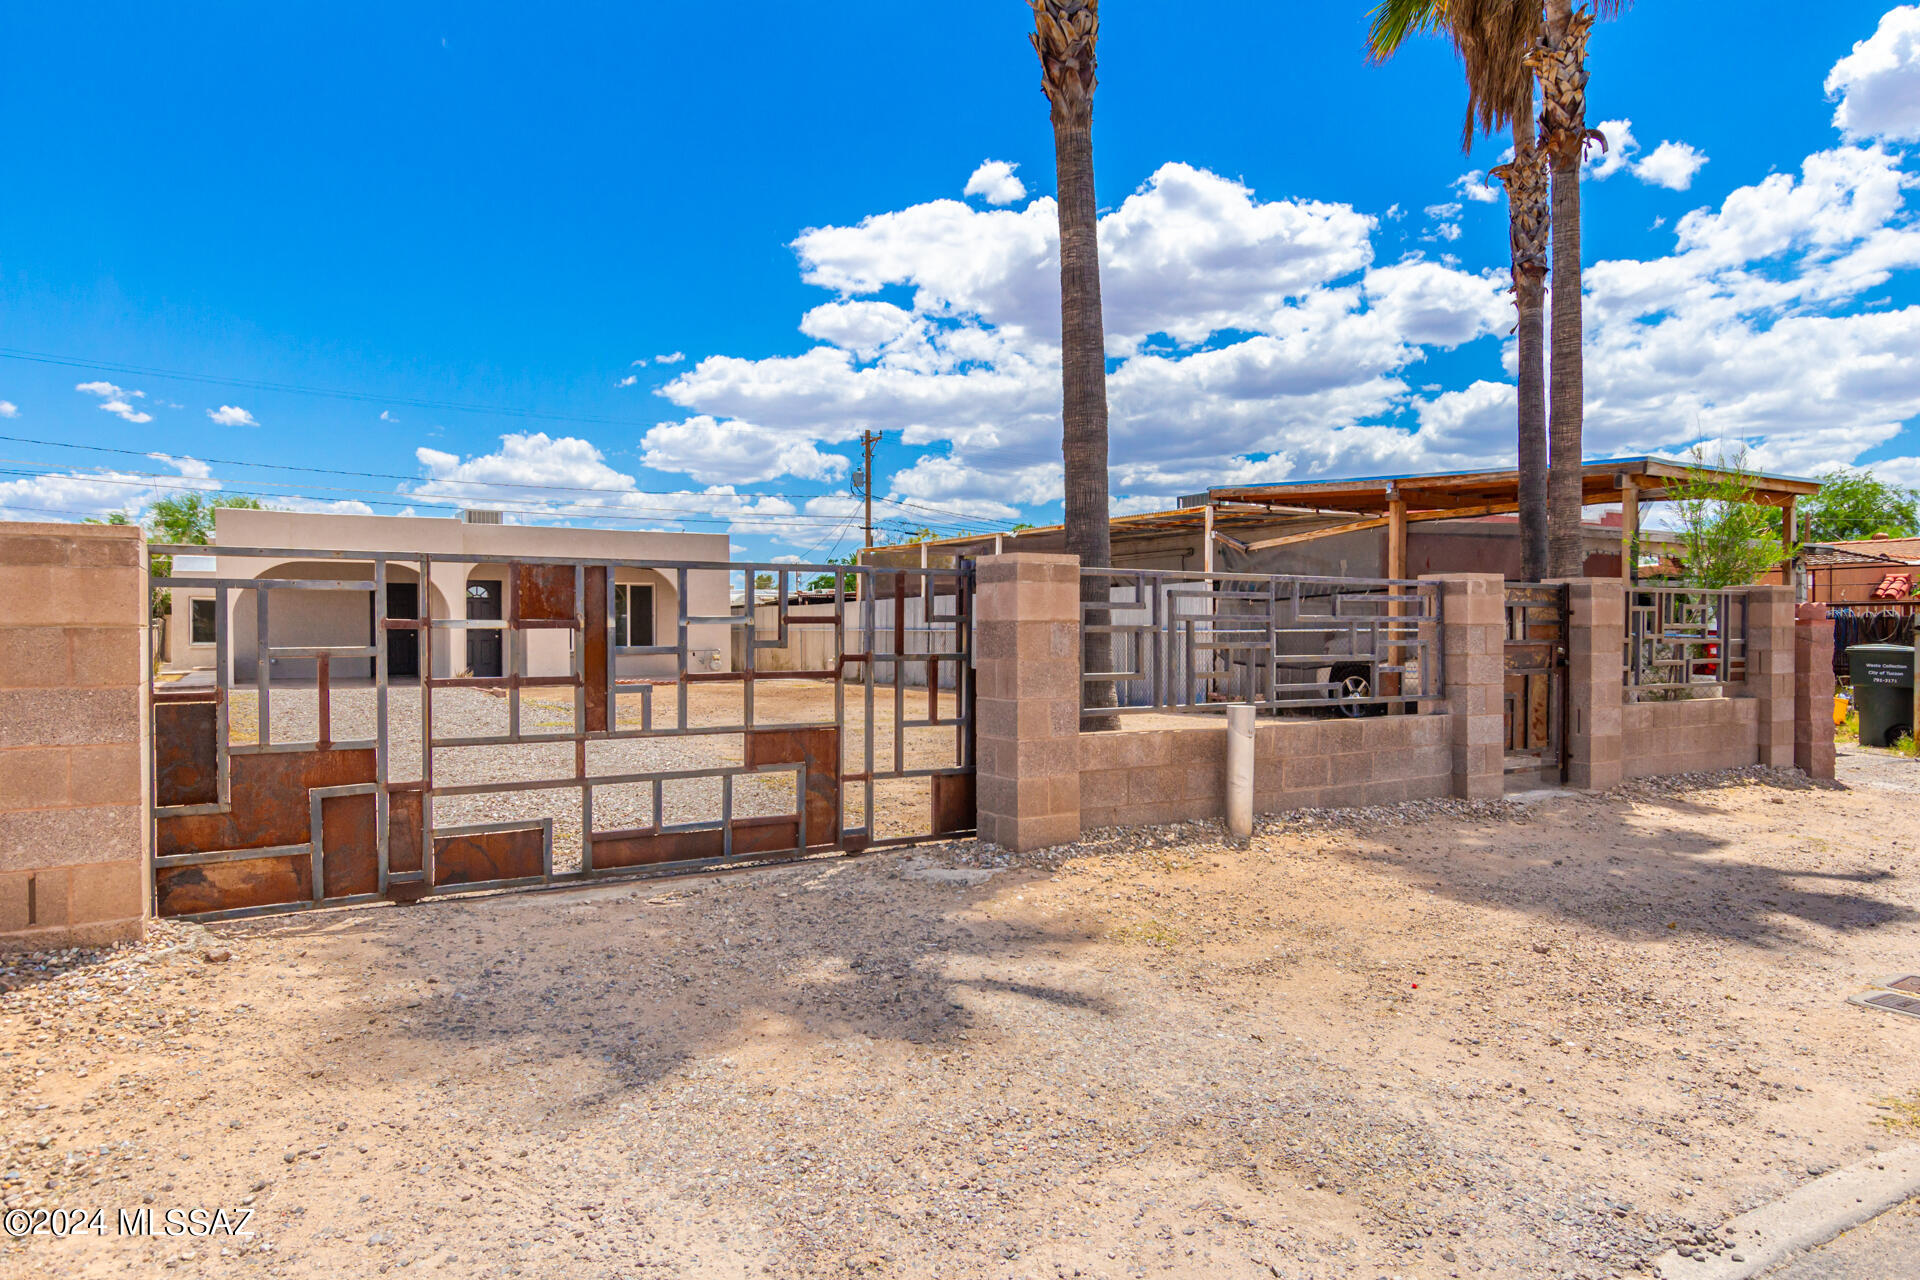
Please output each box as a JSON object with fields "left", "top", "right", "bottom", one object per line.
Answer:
{"left": 0, "top": 523, "right": 150, "bottom": 949}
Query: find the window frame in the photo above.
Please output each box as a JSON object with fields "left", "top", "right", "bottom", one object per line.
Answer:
{"left": 189, "top": 597, "right": 216, "bottom": 646}
{"left": 614, "top": 582, "right": 655, "bottom": 648}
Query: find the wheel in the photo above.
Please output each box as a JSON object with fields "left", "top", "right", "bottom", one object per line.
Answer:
{"left": 1329, "top": 663, "right": 1385, "bottom": 718}
{"left": 1886, "top": 722, "right": 1915, "bottom": 749}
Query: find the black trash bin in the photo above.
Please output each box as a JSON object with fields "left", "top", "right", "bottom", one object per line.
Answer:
{"left": 1846, "top": 644, "right": 1915, "bottom": 748}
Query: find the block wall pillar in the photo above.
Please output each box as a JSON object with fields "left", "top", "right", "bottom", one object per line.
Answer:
{"left": 974, "top": 553, "right": 1081, "bottom": 852}
{"left": 1422, "top": 573, "right": 1505, "bottom": 799}
{"left": 0, "top": 523, "right": 150, "bottom": 951}
{"left": 1561, "top": 579, "right": 1625, "bottom": 791}
{"left": 1793, "top": 601, "right": 1837, "bottom": 781}
{"left": 1746, "top": 585, "right": 1797, "bottom": 768}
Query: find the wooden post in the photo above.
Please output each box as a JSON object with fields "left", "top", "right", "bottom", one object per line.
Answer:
{"left": 1386, "top": 493, "right": 1407, "bottom": 581}
{"left": 1202, "top": 502, "right": 1215, "bottom": 576}
{"left": 1386, "top": 492, "right": 1407, "bottom": 703}
{"left": 1781, "top": 494, "right": 1799, "bottom": 600}
{"left": 1620, "top": 480, "right": 1639, "bottom": 583}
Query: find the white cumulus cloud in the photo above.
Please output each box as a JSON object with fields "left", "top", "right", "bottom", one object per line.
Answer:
{"left": 75, "top": 381, "right": 154, "bottom": 424}
{"left": 1635, "top": 140, "right": 1708, "bottom": 190}
{"left": 207, "top": 405, "right": 258, "bottom": 427}
{"left": 964, "top": 160, "right": 1027, "bottom": 206}
{"left": 0, "top": 401, "right": 16, "bottom": 418}
{"left": 1453, "top": 171, "right": 1500, "bottom": 204}
{"left": 1587, "top": 119, "right": 1638, "bottom": 179}
{"left": 1827, "top": 4, "right": 1920, "bottom": 141}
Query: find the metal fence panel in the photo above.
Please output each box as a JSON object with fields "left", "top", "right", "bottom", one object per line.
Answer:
{"left": 1081, "top": 567, "right": 1442, "bottom": 719}
{"left": 1624, "top": 586, "right": 1750, "bottom": 699}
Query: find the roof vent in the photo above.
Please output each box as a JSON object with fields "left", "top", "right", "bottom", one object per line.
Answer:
{"left": 461, "top": 509, "right": 503, "bottom": 525}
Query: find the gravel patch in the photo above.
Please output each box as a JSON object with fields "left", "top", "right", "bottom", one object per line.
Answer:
{"left": 6, "top": 767, "right": 1918, "bottom": 1279}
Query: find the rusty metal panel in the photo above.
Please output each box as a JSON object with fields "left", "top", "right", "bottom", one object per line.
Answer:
{"left": 592, "top": 816, "right": 802, "bottom": 869}
{"left": 320, "top": 792, "right": 380, "bottom": 898}
{"left": 156, "top": 855, "right": 312, "bottom": 918}
{"left": 932, "top": 773, "right": 975, "bottom": 836}
{"left": 433, "top": 826, "right": 544, "bottom": 886}
{"left": 745, "top": 727, "right": 840, "bottom": 846}
{"left": 387, "top": 789, "right": 425, "bottom": 876}
{"left": 154, "top": 698, "right": 219, "bottom": 807}
{"left": 513, "top": 563, "right": 576, "bottom": 622}
{"left": 156, "top": 747, "right": 375, "bottom": 859}
{"left": 584, "top": 565, "right": 609, "bottom": 733}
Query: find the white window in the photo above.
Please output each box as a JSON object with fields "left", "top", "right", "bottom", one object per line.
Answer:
{"left": 614, "top": 583, "right": 654, "bottom": 647}
{"left": 189, "top": 598, "right": 216, "bottom": 646}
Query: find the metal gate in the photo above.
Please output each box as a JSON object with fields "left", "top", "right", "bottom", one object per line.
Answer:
{"left": 1502, "top": 583, "right": 1568, "bottom": 782}
{"left": 148, "top": 546, "right": 974, "bottom": 921}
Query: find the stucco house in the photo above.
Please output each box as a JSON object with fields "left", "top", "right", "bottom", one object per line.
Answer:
{"left": 163, "top": 508, "right": 733, "bottom": 681}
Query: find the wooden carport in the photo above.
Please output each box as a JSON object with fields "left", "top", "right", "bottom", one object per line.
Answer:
{"left": 1197, "top": 456, "right": 1821, "bottom": 582}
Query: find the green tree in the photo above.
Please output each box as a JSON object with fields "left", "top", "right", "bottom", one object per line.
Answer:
{"left": 142, "top": 494, "right": 267, "bottom": 617}
{"left": 145, "top": 493, "right": 266, "bottom": 547}
{"left": 1670, "top": 449, "right": 1797, "bottom": 589}
{"left": 1799, "top": 469, "right": 1919, "bottom": 543}
{"left": 806, "top": 553, "right": 858, "bottom": 593}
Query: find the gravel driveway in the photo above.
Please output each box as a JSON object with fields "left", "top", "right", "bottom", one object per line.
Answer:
{"left": 5, "top": 760, "right": 1919, "bottom": 1279}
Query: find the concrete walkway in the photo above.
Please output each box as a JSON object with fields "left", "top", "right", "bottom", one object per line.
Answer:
{"left": 1760, "top": 1197, "right": 1919, "bottom": 1278}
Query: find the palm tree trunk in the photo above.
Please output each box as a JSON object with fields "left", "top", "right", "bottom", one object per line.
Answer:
{"left": 1509, "top": 115, "right": 1550, "bottom": 583}
{"left": 1052, "top": 109, "right": 1116, "bottom": 715}
{"left": 1034, "top": 0, "right": 1114, "bottom": 719}
{"left": 1540, "top": 0, "right": 1589, "bottom": 578}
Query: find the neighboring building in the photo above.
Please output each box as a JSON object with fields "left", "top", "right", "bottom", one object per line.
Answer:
{"left": 1775, "top": 534, "right": 1920, "bottom": 606}
{"left": 164, "top": 508, "right": 733, "bottom": 681}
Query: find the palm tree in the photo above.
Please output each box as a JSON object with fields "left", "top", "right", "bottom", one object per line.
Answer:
{"left": 1031, "top": 0, "right": 1114, "bottom": 714}
{"left": 1368, "top": 0, "right": 1548, "bottom": 581}
{"left": 1533, "top": 1, "right": 1617, "bottom": 576}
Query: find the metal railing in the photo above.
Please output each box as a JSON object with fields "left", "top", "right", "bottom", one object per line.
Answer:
{"left": 1624, "top": 586, "right": 1749, "bottom": 698}
{"left": 1080, "top": 568, "right": 1442, "bottom": 719}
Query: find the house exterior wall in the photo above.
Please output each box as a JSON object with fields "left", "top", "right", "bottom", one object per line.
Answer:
{"left": 164, "top": 509, "right": 730, "bottom": 680}
{"left": 0, "top": 523, "right": 149, "bottom": 951}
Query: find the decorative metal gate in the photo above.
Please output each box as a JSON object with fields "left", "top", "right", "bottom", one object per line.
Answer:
{"left": 148, "top": 546, "right": 974, "bottom": 921}
{"left": 1502, "top": 583, "right": 1568, "bottom": 781}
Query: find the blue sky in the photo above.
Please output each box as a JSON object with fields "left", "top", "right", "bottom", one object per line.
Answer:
{"left": 4, "top": 2, "right": 1920, "bottom": 559}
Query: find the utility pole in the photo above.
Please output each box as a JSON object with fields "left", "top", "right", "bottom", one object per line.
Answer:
{"left": 858, "top": 430, "right": 881, "bottom": 550}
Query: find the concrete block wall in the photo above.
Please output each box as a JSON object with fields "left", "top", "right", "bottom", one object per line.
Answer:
{"left": 972, "top": 553, "right": 1495, "bottom": 845}
{"left": 974, "top": 554, "right": 1082, "bottom": 852}
{"left": 0, "top": 523, "right": 150, "bottom": 950}
{"left": 1078, "top": 714, "right": 1454, "bottom": 831}
{"left": 1622, "top": 697, "right": 1760, "bottom": 778}
{"left": 1794, "top": 603, "right": 1837, "bottom": 781}
{"left": 1745, "top": 586, "right": 1797, "bottom": 768}
{"left": 1425, "top": 573, "right": 1506, "bottom": 799}
{"left": 1561, "top": 579, "right": 1625, "bottom": 790}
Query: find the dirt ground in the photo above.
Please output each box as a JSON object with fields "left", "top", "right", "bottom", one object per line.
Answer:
{"left": 6, "top": 752, "right": 1920, "bottom": 1280}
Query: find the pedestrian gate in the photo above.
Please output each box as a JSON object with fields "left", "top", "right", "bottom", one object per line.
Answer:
{"left": 1502, "top": 583, "right": 1568, "bottom": 782}
{"left": 148, "top": 546, "right": 974, "bottom": 921}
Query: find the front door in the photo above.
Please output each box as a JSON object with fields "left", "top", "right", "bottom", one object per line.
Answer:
{"left": 385, "top": 582, "right": 420, "bottom": 678}
{"left": 466, "top": 579, "right": 503, "bottom": 678}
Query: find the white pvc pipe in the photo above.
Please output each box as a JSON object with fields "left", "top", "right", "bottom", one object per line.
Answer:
{"left": 1226, "top": 703, "right": 1254, "bottom": 838}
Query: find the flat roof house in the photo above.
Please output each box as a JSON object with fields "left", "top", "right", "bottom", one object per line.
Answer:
{"left": 164, "top": 508, "right": 733, "bottom": 682}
